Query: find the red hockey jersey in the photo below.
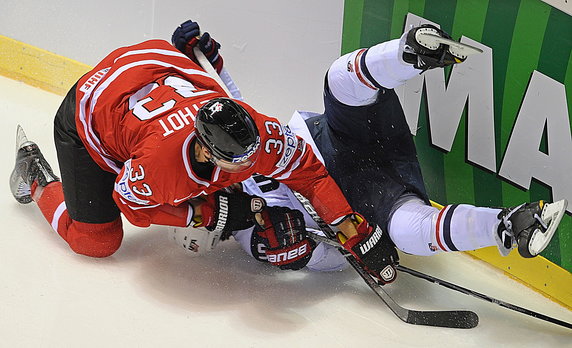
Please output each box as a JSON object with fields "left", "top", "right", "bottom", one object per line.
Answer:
{"left": 74, "top": 39, "right": 352, "bottom": 227}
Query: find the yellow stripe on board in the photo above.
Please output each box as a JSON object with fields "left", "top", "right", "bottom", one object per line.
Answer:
{"left": 0, "top": 35, "right": 569, "bottom": 310}
{"left": 0, "top": 35, "right": 91, "bottom": 96}
{"left": 466, "top": 248, "right": 572, "bottom": 310}
{"left": 431, "top": 201, "right": 572, "bottom": 309}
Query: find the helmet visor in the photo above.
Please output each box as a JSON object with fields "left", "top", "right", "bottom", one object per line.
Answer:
{"left": 211, "top": 156, "right": 256, "bottom": 173}
{"left": 200, "top": 136, "right": 261, "bottom": 173}
{"left": 197, "top": 136, "right": 260, "bottom": 173}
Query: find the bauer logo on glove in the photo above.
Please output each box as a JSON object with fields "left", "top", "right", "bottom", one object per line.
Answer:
{"left": 254, "top": 206, "right": 316, "bottom": 270}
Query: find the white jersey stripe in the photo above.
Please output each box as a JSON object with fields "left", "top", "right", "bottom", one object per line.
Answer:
{"left": 118, "top": 198, "right": 161, "bottom": 210}
{"left": 182, "top": 132, "right": 211, "bottom": 187}
{"left": 51, "top": 201, "right": 67, "bottom": 232}
{"left": 113, "top": 48, "right": 189, "bottom": 63}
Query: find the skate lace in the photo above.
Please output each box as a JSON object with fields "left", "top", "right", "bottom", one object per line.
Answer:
{"left": 534, "top": 213, "right": 548, "bottom": 231}
{"left": 501, "top": 203, "right": 525, "bottom": 236}
{"left": 502, "top": 203, "right": 547, "bottom": 234}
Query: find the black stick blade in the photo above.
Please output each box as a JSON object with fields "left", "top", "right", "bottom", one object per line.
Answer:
{"left": 406, "top": 310, "right": 479, "bottom": 329}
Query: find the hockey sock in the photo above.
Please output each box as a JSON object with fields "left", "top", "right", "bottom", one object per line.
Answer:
{"left": 389, "top": 198, "right": 502, "bottom": 256}
{"left": 433, "top": 204, "right": 501, "bottom": 252}
{"left": 327, "top": 37, "right": 419, "bottom": 107}
{"left": 31, "top": 181, "right": 123, "bottom": 257}
{"left": 64, "top": 219, "right": 123, "bottom": 257}
{"left": 32, "top": 181, "right": 72, "bottom": 235}
{"left": 362, "top": 37, "right": 420, "bottom": 89}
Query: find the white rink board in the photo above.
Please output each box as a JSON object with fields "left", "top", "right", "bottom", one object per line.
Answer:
{"left": 0, "top": 76, "right": 571, "bottom": 347}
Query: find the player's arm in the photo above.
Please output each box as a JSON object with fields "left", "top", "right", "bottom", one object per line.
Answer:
{"left": 259, "top": 126, "right": 398, "bottom": 283}
{"left": 171, "top": 19, "right": 242, "bottom": 100}
{"left": 255, "top": 117, "right": 353, "bottom": 225}
{"left": 284, "top": 150, "right": 399, "bottom": 284}
{"left": 190, "top": 190, "right": 266, "bottom": 236}
{"left": 171, "top": 19, "right": 224, "bottom": 73}
{"left": 111, "top": 159, "right": 193, "bottom": 227}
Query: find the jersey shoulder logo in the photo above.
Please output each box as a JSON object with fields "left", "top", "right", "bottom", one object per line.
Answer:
{"left": 276, "top": 125, "right": 298, "bottom": 168}
{"left": 115, "top": 160, "right": 151, "bottom": 205}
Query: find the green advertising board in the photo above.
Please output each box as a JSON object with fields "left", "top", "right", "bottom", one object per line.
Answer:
{"left": 341, "top": 0, "right": 571, "bottom": 274}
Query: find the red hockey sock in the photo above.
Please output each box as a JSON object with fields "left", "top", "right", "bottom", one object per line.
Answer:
{"left": 32, "top": 181, "right": 124, "bottom": 257}
{"left": 32, "top": 181, "right": 72, "bottom": 236}
{"left": 65, "top": 219, "right": 123, "bottom": 257}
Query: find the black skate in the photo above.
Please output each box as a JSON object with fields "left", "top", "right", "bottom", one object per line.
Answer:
{"left": 496, "top": 200, "right": 568, "bottom": 258}
{"left": 9, "top": 125, "right": 59, "bottom": 204}
{"left": 402, "top": 24, "right": 482, "bottom": 71}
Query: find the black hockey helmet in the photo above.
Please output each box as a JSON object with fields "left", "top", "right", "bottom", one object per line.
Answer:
{"left": 195, "top": 98, "right": 261, "bottom": 173}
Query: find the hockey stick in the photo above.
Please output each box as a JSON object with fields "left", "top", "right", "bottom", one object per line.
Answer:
{"left": 194, "top": 47, "right": 233, "bottom": 96}
{"left": 396, "top": 265, "right": 572, "bottom": 330}
{"left": 307, "top": 216, "right": 572, "bottom": 330}
{"left": 293, "top": 191, "right": 479, "bottom": 329}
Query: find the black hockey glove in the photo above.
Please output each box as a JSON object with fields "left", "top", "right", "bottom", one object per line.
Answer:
{"left": 195, "top": 191, "right": 266, "bottom": 239}
{"left": 171, "top": 19, "right": 224, "bottom": 72}
{"left": 402, "top": 24, "right": 465, "bottom": 71}
{"left": 338, "top": 213, "right": 399, "bottom": 285}
{"left": 255, "top": 206, "right": 316, "bottom": 270}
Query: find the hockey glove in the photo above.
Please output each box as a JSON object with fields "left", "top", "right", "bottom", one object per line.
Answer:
{"left": 402, "top": 24, "right": 465, "bottom": 71}
{"left": 171, "top": 19, "right": 224, "bottom": 73}
{"left": 255, "top": 206, "right": 316, "bottom": 270}
{"left": 195, "top": 191, "right": 266, "bottom": 239}
{"left": 338, "top": 213, "right": 399, "bottom": 284}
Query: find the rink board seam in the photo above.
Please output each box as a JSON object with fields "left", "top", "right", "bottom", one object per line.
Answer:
{"left": 0, "top": 34, "right": 569, "bottom": 309}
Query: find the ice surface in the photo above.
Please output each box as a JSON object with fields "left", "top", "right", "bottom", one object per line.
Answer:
{"left": 1, "top": 76, "right": 570, "bottom": 347}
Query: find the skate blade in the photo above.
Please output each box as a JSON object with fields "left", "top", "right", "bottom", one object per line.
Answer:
{"left": 416, "top": 32, "right": 483, "bottom": 58}
{"left": 15, "top": 124, "right": 30, "bottom": 151}
{"left": 529, "top": 199, "right": 568, "bottom": 255}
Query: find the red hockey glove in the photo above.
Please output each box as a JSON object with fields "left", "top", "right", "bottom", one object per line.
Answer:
{"left": 255, "top": 206, "right": 316, "bottom": 270}
{"left": 195, "top": 191, "right": 265, "bottom": 239}
{"left": 171, "top": 19, "right": 224, "bottom": 73}
{"left": 338, "top": 213, "right": 399, "bottom": 284}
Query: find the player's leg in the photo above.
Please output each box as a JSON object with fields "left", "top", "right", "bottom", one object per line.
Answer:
{"left": 10, "top": 85, "right": 123, "bottom": 257}
{"left": 387, "top": 195, "right": 566, "bottom": 258}
{"left": 53, "top": 85, "right": 123, "bottom": 257}
{"left": 387, "top": 195, "right": 501, "bottom": 256}
{"left": 326, "top": 24, "right": 463, "bottom": 108}
{"left": 326, "top": 36, "right": 415, "bottom": 108}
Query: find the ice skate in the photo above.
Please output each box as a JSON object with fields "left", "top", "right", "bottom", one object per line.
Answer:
{"left": 402, "top": 24, "right": 481, "bottom": 71}
{"left": 496, "top": 200, "right": 568, "bottom": 258}
{"left": 9, "top": 125, "right": 59, "bottom": 204}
